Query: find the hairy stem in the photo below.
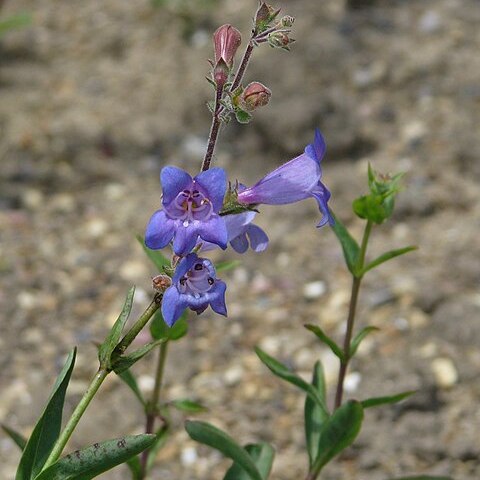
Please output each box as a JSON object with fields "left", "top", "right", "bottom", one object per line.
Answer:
{"left": 230, "top": 42, "right": 254, "bottom": 92}
{"left": 334, "top": 220, "right": 372, "bottom": 410}
{"left": 140, "top": 341, "right": 169, "bottom": 478}
{"left": 201, "top": 85, "right": 224, "bottom": 172}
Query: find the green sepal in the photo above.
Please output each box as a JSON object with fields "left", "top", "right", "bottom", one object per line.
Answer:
{"left": 353, "top": 194, "right": 390, "bottom": 224}
{"left": 360, "top": 246, "right": 418, "bottom": 275}
{"left": 112, "top": 339, "right": 166, "bottom": 374}
{"left": 224, "top": 443, "right": 275, "bottom": 480}
{"left": 170, "top": 399, "right": 208, "bottom": 413}
{"left": 150, "top": 309, "right": 188, "bottom": 341}
{"left": 215, "top": 259, "right": 241, "bottom": 273}
{"left": 361, "top": 390, "right": 416, "bottom": 409}
{"left": 0, "top": 13, "right": 31, "bottom": 37}
{"left": 1, "top": 423, "right": 27, "bottom": 451}
{"left": 235, "top": 108, "right": 253, "bottom": 124}
{"left": 329, "top": 212, "right": 360, "bottom": 276}
{"left": 349, "top": 326, "right": 380, "bottom": 358}
{"left": 310, "top": 400, "right": 364, "bottom": 474}
{"left": 16, "top": 348, "right": 76, "bottom": 480}
{"left": 254, "top": 347, "right": 329, "bottom": 417}
{"left": 117, "top": 369, "right": 146, "bottom": 406}
{"left": 34, "top": 434, "right": 156, "bottom": 480}
{"left": 98, "top": 287, "right": 135, "bottom": 369}
{"left": 304, "top": 324, "right": 345, "bottom": 363}
{"left": 304, "top": 361, "right": 329, "bottom": 468}
{"left": 185, "top": 421, "right": 263, "bottom": 480}
{"left": 136, "top": 235, "right": 170, "bottom": 272}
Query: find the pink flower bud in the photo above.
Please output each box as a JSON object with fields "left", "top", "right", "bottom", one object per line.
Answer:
{"left": 268, "top": 31, "right": 294, "bottom": 49}
{"left": 213, "top": 58, "right": 229, "bottom": 87}
{"left": 240, "top": 82, "right": 272, "bottom": 111}
{"left": 213, "top": 24, "right": 242, "bottom": 68}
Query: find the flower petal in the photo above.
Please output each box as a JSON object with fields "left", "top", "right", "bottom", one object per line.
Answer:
{"left": 173, "top": 223, "right": 199, "bottom": 255}
{"left": 230, "top": 233, "right": 249, "bottom": 253}
{"left": 197, "top": 215, "right": 228, "bottom": 249}
{"left": 246, "top": 224, "right": 269, "bottom": 252}
{"left": 161, "top": 166, "right": 193, "bottom": 206}
{"left": 304, "top": 128, "right": 326, "bottom": 165}
{"left": 208, "top": 281, "right": 227, "bottom": 316}
{"left": 311, "top": 181, "right": 334, "bottom": 227}
{"left": 194, "top": 167, "right": 227, "bottom": 212}
{"left": 162, "top": 286, "right": 188, "bottom": 327}
{"left": 224, "top": 211, "right": 257, "bottom": 241}
{"left": 172, "top": 253, "right": 199, "bottom": 283}
{"left": 145, "top": 210, "right": 175, "bottom": 250}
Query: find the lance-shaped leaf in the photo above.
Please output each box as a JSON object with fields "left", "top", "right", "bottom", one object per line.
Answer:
{"left": 255, "top": 347, "right": 329, "bottom": 417}
{"left": 112, "top": 339, "right": 166, "bottom": 374}
{"left": 16, "top": 348, "right": 76, "bottom": 480}
{"left": 170, "top": 399, "right": 208, "bottom": 413}
{"left": 310, "top": 400, "right": 364, "bottom": 473}
{"left": 125, "top": 455, "right": 142, "bottom": 480}
{"left": 349, "top": 326, "right": 380, "bottom": 358}
{"left": 386, "top": 477, "right": 453, "bottom": 480}
{"left": 98, "top": 287, "right": 135, "bottom": 368}
{"left": 1, "top": 423, "right": 27, "bottom": 451}
{"left": 136, "top": 235, "right": 170, "bottom": 272}
{"left": 34, "top": 434, "right": 156, "bottom": 480}
{"left": 118, "top": 369, "right": 145, "bottom": 406}
{"left": 304, "top": 361, "right": 329, "bottom": 468}
{"left": 224, "top": 443, "right": 275, "bottom": 480}
{"left": 150, "top": 310, "right": 188, "bottom": 341}
{"left": 185, "top": 421, "right": 263, "bottom": 480}
{"left": 329, "top": 212, "right": 360, "bottom": 276}
{"left": 304, "top": 324, "right": 345, "bottom": 363}
{"left": 360, "top": 246, "right": 418, "bottom": 275}
{"left": 361, "top": 391, "right": 416, "bottom": 409}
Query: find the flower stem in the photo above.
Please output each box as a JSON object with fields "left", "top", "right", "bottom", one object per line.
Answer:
{"left": 140, "top": 341, "right": 169, "bottom": 478}
{"left": 43, "top": 367, "right": 109, "bottom": 470}
{"left": 333, "top": 220, "right": 372, "bottom": 410}
{"left": 230, "top": 42, "right": 254, "bottom": 92}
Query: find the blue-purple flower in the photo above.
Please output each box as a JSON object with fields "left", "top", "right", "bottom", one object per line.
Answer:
{"left": 162, "top": 253, "right": 227, "bottom": 326}
{"left": 145, "top": 166, "right": 228, "bottom": 255}
{"left": 201, "top": 211, "right": 269, "bottom": 254}
{"left": 237, "top": 129, "right": 333, "bottom": 227}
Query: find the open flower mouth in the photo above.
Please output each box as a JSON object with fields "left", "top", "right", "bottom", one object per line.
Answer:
{"left": 178, "top": 261, "right": 216, "bottom": 297}
{"left": 166, "top": 188, "right": 214, "bottom": 225}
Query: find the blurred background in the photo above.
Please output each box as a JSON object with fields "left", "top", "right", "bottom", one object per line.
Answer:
{"left": 1, "top": 0, "right": 479, "bottom": 478}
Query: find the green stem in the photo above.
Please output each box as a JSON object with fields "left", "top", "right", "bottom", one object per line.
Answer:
{"left": 333, "top": 220, "right": 372, "bottom": 410}
{"left": 43, "top": 368, "right": 108, "bottom": 469}
{"left": 140, "top": 341, "right": 169, "bottom": 478}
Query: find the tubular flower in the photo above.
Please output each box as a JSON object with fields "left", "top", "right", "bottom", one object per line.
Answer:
{"left": 162, "top": 253, "right": 227, "bottom": 326}
{"left": 145, "top": 166, "right": 228, "bottom": 256}
{"left": 237, "top": 129, "right": 334, "bottom": 227}
{"left": 201, "top": 211, "right": 269, "bottom": 254}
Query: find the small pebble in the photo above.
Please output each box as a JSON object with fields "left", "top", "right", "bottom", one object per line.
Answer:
{"left": 431, "top": 357, "right": 458, "bottom": 388}
{"left": 303, "top": 281, "right": 327, "bottom": 300}
{"left": 180, "top": 446, "right": 198, "bottom": 466}
{"left": 344, "top": 372, "right": 362, "bottom": 393}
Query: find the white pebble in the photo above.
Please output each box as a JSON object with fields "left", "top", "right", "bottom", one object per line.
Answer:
{"left": 431, "top": 357, "right": 458, "bottom": 388}
{"left": 181, "top": 446, "right": 198, "bottom": 466}
{"left": 303, "top": 281, "right": 327, "bottom": 300}
{"left": 344, "top": 372, "right": 362, "bottom": 393}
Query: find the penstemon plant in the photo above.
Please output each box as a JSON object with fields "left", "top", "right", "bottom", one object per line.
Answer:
{"left": 2, "top": 3, "right": 453, "bottom": 480}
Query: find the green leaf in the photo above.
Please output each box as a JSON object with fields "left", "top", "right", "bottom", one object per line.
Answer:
{"left": 215, "top": 259, "right": 241, "bottom": 273}
{"left": 136, "top": 235, "right": 170, "bottom": 272}
{"left": 0, "top": 13, "right": 31, "bottom": 37}
{"left": 1, "top": 423, "right": 27, "bottom": 451}
{"left": 170, "top": 399, "right": 208, "bottom": 413}
{"left": 304, "top": 324, "right": 345, "bottom": 362}
{"left": 311, "top": 400, "right": 364, "bottom": 473}
{"left": 34, "top": 434, "right": 156, "bottom": 480}
{"left": 360, "top": 246, "right": 418, "bottom": 275}
{"left": 16, "top": 348, "right": 76, "bottom": 480}
{"left": 349, "top": 326, "right": 380, "bottom": 358}
{"left": 385, "top": 477, "right": 453, "bottom": 480}
{"left": 185, "top": 421, "right": 263, "bottom": 480}
{"left": 125, "top": 455, "right": 142, "bottom": 480}
{"left": 117, "top": 369, "right": 145, "bottom": 406}
{"left": 224, "top": 443, "right": 275, "bottom": 480}
{"left": 329, "top": 212, "right": 360, "bottom": 275}
{"left": 254, "top": 347, "right": 329, "bottom": 417}
{"left": 112, "top": 339, "right": 166, "bottom": 374}
{"left": 150, "top": 309, "right": 188, "bottom": 341}
{"left": 235, "top": 109, "right": 253, "bottom": 124}
{"left": 361, "top": 390, "right": 416, "bottom": 409}
{"left": 146, "top": 426, "right": 169, "bottom": 472}
{"left": 304, "top": 361, "right": 329, "bottom": 468}
{"left": 99, "top": 287, "right": 135, "bottom": 368}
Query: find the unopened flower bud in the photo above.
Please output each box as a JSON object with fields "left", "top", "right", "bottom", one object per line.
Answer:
{"left": 255, "top": 2, "right": 281, "bottom": 28}
{"left": 152, "top": 274, "right": 172, "bottom": 293}
{"left": 213, "top": 58, "right": 229, "bottom": 87}
{"left": 268, "top": 31, "right": 294, "bottom": 49}
{"left": 213, "top": 24, "right": 242, "bottom": 68}
{"left": 280, "top": 15, "right": 295, "bottom": 27}
{"left": 240, "top": 82, "right": 272, "bottom": 111}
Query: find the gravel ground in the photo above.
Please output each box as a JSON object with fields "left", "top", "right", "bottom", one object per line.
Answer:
{"left": 1, "top": 0, "right": 479, "bottom": 479}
